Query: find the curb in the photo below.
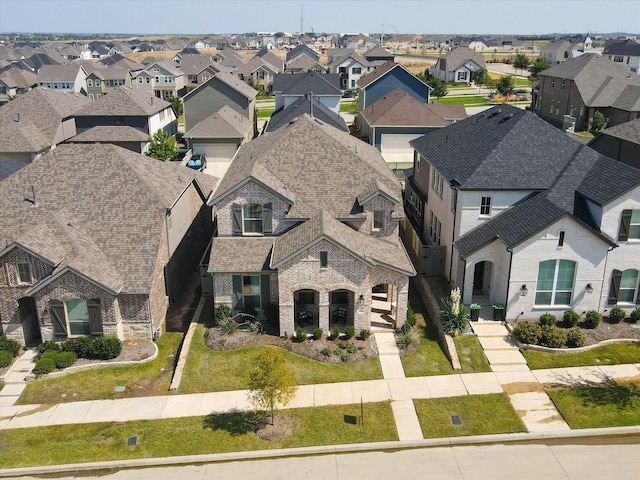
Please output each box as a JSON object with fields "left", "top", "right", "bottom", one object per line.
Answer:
{"left": 1, "top": 426, "right": 638, "bottom": 477}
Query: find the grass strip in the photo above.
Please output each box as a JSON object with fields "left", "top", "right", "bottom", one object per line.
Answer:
{"left": 522, "top": 342, "right": 640, "bottom": 370}
{"left": 414, "top": 393, "right": 526, "bottom": 438}
{"left": 0, "top": 402, "right": 397, "bottom": 469}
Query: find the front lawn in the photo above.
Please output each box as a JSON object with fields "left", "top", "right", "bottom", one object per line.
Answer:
{"left": 436, "top": 95, "right": 492, "bottom": 106}
{"left": 17, "top": 332, "right": 183, "bottom": 405}
{"left": 340, "top": 100, "right": 357, "bottom": 113}
{"left": 257, "top": 106, "right": 275, "bottom": 119}
{"left": 414, "top": 393, "right": 526, "bottom": 438}
{"left": 547, "top": 379, "right": 640, "bottom": 429}
{"left": 178, "top": 324, "right": 383, "bottom": 393}
{"left": 521, "top": 342, "right": 640, "bottom": 370}
{"left": 0, "top": 402, "right": 397, "bottom": 469}
{"left": 454, "top": 334, "right": 492, "bottom": 373}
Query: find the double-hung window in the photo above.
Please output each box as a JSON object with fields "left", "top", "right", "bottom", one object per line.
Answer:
{"left": 373, "top": 210, "right": 385, "bottom": 230}
{"left": 480, "top": 196, "right": 492, "bottom": 216}
{"left": 242, "top": 276, "right": 261, "bottom": 311}
{"left": 17, "top": 262, "right": 32, "bottom": 284}
{"left": 535, "top": 259, "right": 576, "bottom": 305}
{"left": 432, "top": 171, "right": 443, "bottom": 198}
{"left": 243, "top": 204, "right": 263, "bottom": 233}
{"left": 617, "top": 210, "right": 640, "bottom": 241}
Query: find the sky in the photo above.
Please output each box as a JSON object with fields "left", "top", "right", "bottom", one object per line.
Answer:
{"left": 0, "top": 0, "right": 638, "bottom": 36}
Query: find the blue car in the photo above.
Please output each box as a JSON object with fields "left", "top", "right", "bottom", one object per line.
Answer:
{"left": 187, "top": 153, "right": 206, "bottom": 171}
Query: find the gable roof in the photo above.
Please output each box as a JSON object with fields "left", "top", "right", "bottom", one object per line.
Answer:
{"left": 68, "top": 125, "right": 149, "bottom": 143}
{"left": 284, "top": 54, "right": 326, "bottom": 73}
{"left": 286, "top": 45, "right": 319, "bottom": 63}
{"left": 184, "top": 105, "right": 251, "bottom": 139}
{"left": 36, "top": 64, "right": 85, "bottom": 82}
{"left": 360, "top": 88, "right": 466, "bottom": 126}
{"left": 604, "top": 38, "right": 640, "bottom": 56}
{"left": 0, "top": 144, "right": 216, "bottom": 293}
{"left": 265, "top": 94, "right": 348, "bottom": 133}
{"left": 0, "top": 64, "right": 37, "bottom": 89}
{"left": 239, "top": 55, "right": 280, "bottom": 76}
{"left": 74, "top": 86, "right": 171, "bottom": 116}
{"left": 184, "top": 70, "right": 258, "bottom": 102}
{"left": 357, "top": 61, "right": 431, "bottom": 91}
{"left": 272, "top": 71, "right": 341, "bottom": 95}
{"left": 590, "top": 117, "right": 640, "bottom": 145}
{"left": 437, "top": 46, "right": 486, "bottom": 71}
{"left": 212, "top": 114, "right": 400, "bottom": 219}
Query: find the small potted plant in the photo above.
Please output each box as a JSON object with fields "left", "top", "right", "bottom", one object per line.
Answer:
{"left": 470, "top": 303, "right": 481, "bottom": 322}
{"left": 492, "top": 302, "right": 505, "bottom": 321}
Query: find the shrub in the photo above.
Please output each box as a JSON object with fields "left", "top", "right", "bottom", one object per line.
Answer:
{"left": 396, "top": 331, "right": 415, "bottom": 349}
{"left": 92, "top": 335, "right": 122, "bottom": 360}
{"left": 338, "top": 341, "right": 349, "bottom": 349}
{"left": 215, "top": 305, "right": 232, "bottom": 325}
{"left": 405, "top": 304, "right": 417, "bottom": 328}
{"left": 333, "top": 348, "right": 341, "bottom": 356}
{"left": 440, "top": 290, "right": 469, "bottom": 336}
{"left": 328, "top": 326, "right": 340, "bottom": 340}
{"left": 218, "top": 317, "right": 238, "bottom": 336}
{"left": 566, "top": 327, "right": 587, "bottom": 348}
{"left": 512, "top": 321, "right": 542, "bottom": 345}
{"left": 538, "top": 325, "right": 567, "bottom": 348}
{"left": 346, "top": 345, "right": 357, "bottom": 354}
{"left": 539, "top": 313, "right": 557, "bottom": 327}
{"left": 563, "top": 310, "right": 581, "bottom": 327}
{"left": 0, "top": 350, "right": 14, "bottom": 368}
{"left": 340, "top": 354, "right": 350, "bottom": 362}
{"left": 584, "top": 310, "right": 602, "bottom": 329}
{"left": 321, "top": 347, "right": 331, "bottom": 357}
{"left": 344, "top": 325, "right": 355, "bottom": 339}
{"left": 293, "top": 328, "right": 307, "bottom": 343}
{"left": 359, "top": 329, "right": 371, "bottom": 340}
{"left": 608, "top": 307, "right": 626, "bottom": 324}
{"left": 61, "top": 339, "right": 76, "bottom": 352}
{"left": 37, "top": 339, "right": 60, "bottom": 354}
{"left": 33, "top": 356, "right": 56, "bottom": 376}
{"left": 54, "top": 351, "right": 77, "bottom": 369}
{"left": 631, "top": 307, "right": 640, "bottom": 323}
{"left": 312, "top": 328, "right": 323, "bottom": 340}
{"left": 72, "top": 336, "right": 95, "bottom": 358}
{"left": 0, "top": 335, "right": 21, "bottom": 357}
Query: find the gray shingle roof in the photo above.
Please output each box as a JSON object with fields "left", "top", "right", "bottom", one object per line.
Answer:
{"left": 0, "top": 144, "right": 216, "bottom": 293}
{"left": 208, "top": 237, "right": 273, "bottom": 272}
{"left": 36, "top": 64, "right": 84, "bottom": 82}
{"left": 74, "top": 86, "right": 171, "bottom": 117}
{"left": 213, "top": 114, "right": 400, "bottom": 219}
{"left": 273, "top": 72, "right": 340, "bottom": 95}
{"left": 265, "top": 95, "right": 348, "bottom": 133}
{"left": 69, "top": 126, "right": 149, "bottom": 142}
{"left": 0, "top": 64, "right": 37, "bottom": 89}
{"left": 184, "top": 105, "right": 251, "bottom": 139}
{"left": 360, "top": 88, "right": 466, "bottom": 127}
{"left": 438, "top": 47, "right": 486, "bottom": 71}
{"left": 284, "top": 55, "right": 326, "bottom": 73}
{"left": 604, "top": 39, "right": 640, "bottom": 56}
{"left": 594, "top": 117, "right": 640, "bottom": 144}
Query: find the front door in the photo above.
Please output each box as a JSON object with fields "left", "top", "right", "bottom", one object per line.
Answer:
{"left": 18, "top": 297, "right": 42, "bottom": 347}
{"left": 473, "top": 262, "right": 484, "bottom": 295}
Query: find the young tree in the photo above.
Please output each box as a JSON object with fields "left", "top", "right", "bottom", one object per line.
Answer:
{"left": 495, "top": 75, "right": 515, "bottom": 98}
{"left": 529, "top": 57, "right": 550, "bottom": 82}
{"left": 168, "top": 95, "right": 183, "bottom": 116}
{"left": 513, "top": 53, "right": 530, "bottom": 77}
{"left": 146, "top": 129, "right": 177, "bottom": 162}
{"left": 471, "top": 68, "right": 488, "bottom": 93}
{"left": 429, "top": 77, "right": 448, "bottom": 103}
{"left": 247, "top": 346, "right": 297, "bottom": 426}
{"left": 590, "top": 110, "right": 609, "bottom": 135}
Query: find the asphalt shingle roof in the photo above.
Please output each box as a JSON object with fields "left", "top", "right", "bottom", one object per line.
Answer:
{"left": 208, "top": 237, "right": 273, "bottom": 272}
{"left": 265, "top": 95, "right": 348, "bottom": 133}
{"left": 184, "top": 105, "right": 251, "bottom": 139}
{"left": 595, "top": 117, "right": 640, "bottom": 144}
{"left": 69, "top": 126, "right": 149, "bottom": 142}
{"left": 438, "top": 47, "right": 486, "bottom": 71}
{"left": 74, "top": 86, "right": 171, "bottom": 117}
{"left": 273, "top": 72, "right": 340, "bottom": 95}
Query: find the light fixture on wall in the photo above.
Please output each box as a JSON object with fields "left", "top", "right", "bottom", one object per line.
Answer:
{"left": 519, "top": 284, "right": 528, "bottom": 297}
{"left": 585, "top": 283, "right": 594, "bottom": 294}
{"left": 358, "top": 294, "right": 365, "bottom": 306}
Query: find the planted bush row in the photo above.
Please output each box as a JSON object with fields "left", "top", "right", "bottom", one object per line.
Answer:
{"left": 513, "top": 321, "right": 587, "bottom": 348}
{"left": 37, "top": 335, "right": 122, "bottom": 360}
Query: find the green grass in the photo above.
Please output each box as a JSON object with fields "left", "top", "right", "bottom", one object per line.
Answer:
{"left": 454, "top": 335, "right": 492, "bottom": 373}
{"left": 178, "top": 325, "right": 383, "bottom": 393}
{"left": 340, "top": 100, "right": 357, "bottom": 113}
{"left": 414, "top": 393, "right": 526, "bottom": 438}
{"left": 522, "top": 342, "right": 640, "bottom": 370}
{"left": 257, "top": 107, "right": 275, "bottom": 119}
{"left": 548, "top": 379, "right": 640, "bottom": 429}
{"left": 17, "top": 333, "right": 184, "bottom": 405}
{"left": 435, "top": 95, "right": 493, "bottom": 106}
{"left": 0, "top": 402, "right": 397, "bottom": 469}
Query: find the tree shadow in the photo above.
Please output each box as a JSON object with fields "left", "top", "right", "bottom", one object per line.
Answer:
{"left": 202, "top": 410, "right": 258, "bottom": 436}
{"left": 549, "top": 370, "right": 640, "bottom": 411}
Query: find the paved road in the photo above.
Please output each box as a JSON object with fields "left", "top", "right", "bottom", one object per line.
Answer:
{"left": 16, "top": 437, "right": 639, "bottom": 480}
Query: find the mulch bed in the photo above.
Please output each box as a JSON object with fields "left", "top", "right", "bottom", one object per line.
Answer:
{"left": 203, "top": 327, "right": 379, "bottom": 363}
{"left": 511, "top": 317, "right": 640, "bottom": 346}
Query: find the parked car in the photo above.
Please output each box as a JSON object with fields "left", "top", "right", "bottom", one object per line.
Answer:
{"left": 342, "top": 89, "right": 357, "bottom": 98}
{"left": 186, "top": 153, "right": 206, "bottom": 171}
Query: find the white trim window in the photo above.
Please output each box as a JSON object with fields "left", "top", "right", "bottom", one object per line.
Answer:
{"left": 535, "top": 259, "right": 576, "bottom": 306}
{"left": 619, "top": 270, "right": 639, "bottom": 303}
{"left": 373, "top": 210, "right": 385, "bottom": 230}
{"left": 480, "top": 196, "right": 492, "bottom": 216}
{"left": 243, "top": 203, "right": 263, "bottom": 234}
{"left": 16, "top": 261, "right": 32, "bottom": 284}
{"left": 431, "top": 170, "right": 444, "bottom": 198}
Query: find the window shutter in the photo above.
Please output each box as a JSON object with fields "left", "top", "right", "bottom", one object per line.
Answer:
{"left": 262, "top": 203, "right": 272, "bottom": 234}
{"left": 261, "top": 274, "right": 271, "bottom": 308}
{"left": 232, "top": 204, "right": 242, "bottom": 235}
{"left": 232, "top": 275, "right": 244, "bottom": 311}
{"left": 88, "top": 299, "right": 103, "bottom": 335}
{"left": 49, "top": 300, "right": 67, "bottom": 336}
{"left": 618, "top": 210, "right": 632, "bottom": 241}
{"left": 607, "top": 269, "right": 622, "bottom": 305}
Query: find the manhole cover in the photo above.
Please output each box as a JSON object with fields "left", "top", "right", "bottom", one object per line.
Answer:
{"left": 451, "top": 415, "right": 462, "bottom": 425}
{"left": 127, "top": 436, "right": 137, "bottom": 447}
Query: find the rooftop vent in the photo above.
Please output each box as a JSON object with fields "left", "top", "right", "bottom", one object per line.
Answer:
{"left": 488, "top": 109, "right": 502, "bottom": 119}
{"left": 499, "top": 114, "right": 514, "bottom": 123}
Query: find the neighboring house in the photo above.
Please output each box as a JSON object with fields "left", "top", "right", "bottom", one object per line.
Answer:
{"left": 182, "top": 70, "right": 258, "bottom": 136}
{"left": 72, "top": 86, "right": 177, "bottom": 148}
{"left": 284, "top": 54, "right": 326, "bottom": 74}
{"left": 432, "top": 47, "right": 486, "bottom": 84}
{"left": 20, "top": 52, "right": 63, "bottom": 73}
{"left": 328, "top": 52, "right": 379, "bottom": 89}
{"left": 359, "top": 88, "right": 466, "bottom": 173}
{"left": 205, "top": 114, "right": 414, "bottom": 336}
{"left": 133, "top": 60, "right": 186, "bottom": 100}
{"left": 540, "top": 37, "right": 599, "bottom": 65}
{"left": 588, "top": 118, "right": 640, "bottom": 169}
{"left": 532, "top": 53, "right": 640, "bottom": 132}
{"left": 272, "top": 71, "right": 342, "bottom": 113}
{"left": 255, "top": 48, "right": 284, "bottom": 72}
{"left": 338, "top": 34, "right": 379, "bottom": 51}
{"left": 36, "top": 64, "right": 88, "bottom": 94}
{"left": 0, "top": 86, "right": 90, "bottom": 162}
{"left": 184, "top": 105, "right": 253, "bottom": 178}
{"left": 0, "top": 144, "right": 217, "bottom": 345}
{"left": 238, "top": 55, "right": 280, "bottom": 93}
{"left": 364, "top": 46, "right": 395, "bottom": 63}
{"left": 467, "top": 38, "right": 489, "bottom": 51}
{"left": 214, "top": 47, "right": 246, "bottom": 73}
{"left": 402, "top": 104, "right": 640, "bottom": 321}
{"left": 604, "top": 38, "right": 640, "bottom": 74}
{"left": 357, "top": 62, "right": 432, "bottom": 111}
{"left": 285, "top": 45, "right": 319, "bottom": 67}
{"left": 0, "top": 64, "right": 37, "bottom": 105}
{"left": 327, "top": 48, "right": 355, "bottom": 64}
{"left": 178, "top": 54, "right": 224, "bottom": 90}
{"left": 265, "top": 93, "right": 348, "bottom": 133}
{"left": 67, "top": 126, "right": 149, "bottom": 153}
{"left": 84, "top": 66, "right": 134, "bottom": 100}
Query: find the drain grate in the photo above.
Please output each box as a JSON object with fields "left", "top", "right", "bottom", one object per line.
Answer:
{"left": 451, "top": 415, "right": 462, "bottom": 425}
{"left": 127, "top": 436, "right": 137, "bottom": 447}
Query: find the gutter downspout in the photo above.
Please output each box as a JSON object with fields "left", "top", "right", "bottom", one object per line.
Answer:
{"left": 505, "top": 245, "right": 514, "bottom": 319}
{"left": 598, "top": 245, "right": 617, "bottom": 313}
{"left": 165, "top": 209, "right": 172, "bottom": 303}
{"left": 449, "top": 186, "right": 458, "bottom": 283}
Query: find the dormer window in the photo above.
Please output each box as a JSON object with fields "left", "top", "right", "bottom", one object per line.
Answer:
{"left": 243, "top": 203, "right": 263, "bottom": 233}
{"left": 320, "top": 251, "right": 328, "bottom": 268}
{"left": 373, "top": 210, "right": 385, "bottom": 230}
{"left": 232, "top": 203, "right": 272, "bottom": 235}
{"left": 17, "top": 261, "right": 32, "bottom": 284}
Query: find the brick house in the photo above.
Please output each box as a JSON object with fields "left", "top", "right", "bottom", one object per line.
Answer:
{"left": 0, "top": 144, "right": 217, "bottom": 346}
{"left": 403, "top": 104, "right": 640, "bottom": 321}
{"left": 205, "top": 114, "right": 414, "bottom": 336}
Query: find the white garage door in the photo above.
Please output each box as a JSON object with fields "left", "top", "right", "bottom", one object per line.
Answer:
{"left": 380, "top": 134, "right": 422, "bottom": 168}
{"left": 194, "top": 143, "right": 239, "bottom": 178}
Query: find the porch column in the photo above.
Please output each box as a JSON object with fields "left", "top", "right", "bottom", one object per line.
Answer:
{"left": 279, "top": 302, "right": 294, "bottom": 337}
{"left": 395, "top": 280, "right": 409, "bottom": 329}
{"left": 318, "top": 291, "right": 329, "bottom": 333}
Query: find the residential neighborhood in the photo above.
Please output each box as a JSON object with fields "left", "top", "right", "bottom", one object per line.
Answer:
{"left": 0, "top": 6, "right": 639, "bottom": 476}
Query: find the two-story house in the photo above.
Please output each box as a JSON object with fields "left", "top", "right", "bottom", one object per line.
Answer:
{"left": 272, "top": 71, "right": 342, "bottom": 114}
{"left": 328, "top": 52, "right": 380, "bottom": 90}
{"left": 532, "top": 53, "right": 640, "bottom": 132}
{"left": 0, "top": 144, "right": 217, "bottom": 346}
{"left": 36, "top": 64, "right": 88, "bottom": 94}
{"left": 403, "top": 104, "right": 640, "bottom": 321}
{"left": 84, "top": 65, "right": 134, "bottom": 100}
{"left": 205, "top": 114, "right": 414, "bottom": 336}
{"left": 432, "top": 47, "right": 486, "bottom": 84}
{"left": 356, "top": 62, "right": 431, "bottom": 111}
{"left": 604, "top": 38, "right": 640, "bottom": 75}
{"left": 133, "top": 60, "right": 186, "bottom": 100}
{"left": 0, "top": 64, "right": 37, "bottom": 105}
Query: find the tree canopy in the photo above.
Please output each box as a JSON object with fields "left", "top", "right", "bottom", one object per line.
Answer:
{"left": 471, "top": 68, "right": 488, "bottom": 92}
{"left": 513, "top": 53, "right": 531, "bottom": 76}
{"left": 146, "top": 129, "right": 177, "bottom": 162}
{"left": 429, "top": 77, "right": 448, "bottom": 102}
{"left": 168, "top": 95, "right": 183, "bottom": 116}
{"left": 495, "top": 75, "right": 515, "bottom": 97}
{"left": 529, "top": 57, "right": 550, "bottom": 82}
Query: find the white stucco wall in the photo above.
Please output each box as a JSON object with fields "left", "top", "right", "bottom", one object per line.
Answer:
{"left": 457, "top": 190, "right": 535, "bottom": 236}
{"left": 462, "top": 239, "right": 511, "bottom": 306}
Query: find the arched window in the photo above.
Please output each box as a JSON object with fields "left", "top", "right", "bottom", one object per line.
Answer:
{"left": 535, "top": 260, "right": 576, "bottom": 306}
